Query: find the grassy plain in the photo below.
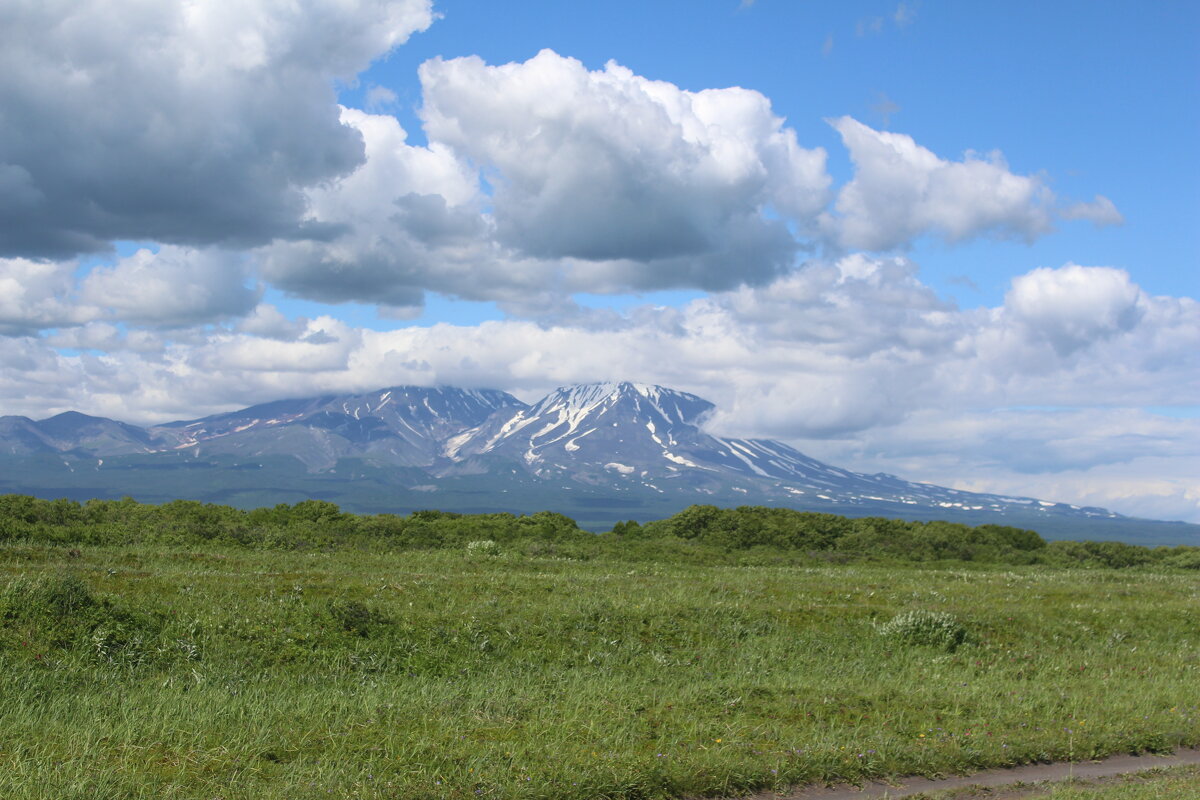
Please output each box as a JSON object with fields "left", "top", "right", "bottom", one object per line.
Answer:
{"left": 1, "top": 540, "right": 1197, "bottom": 799}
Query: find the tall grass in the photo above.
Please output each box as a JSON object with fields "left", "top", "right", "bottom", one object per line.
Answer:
{"left": 1, "top": 543, "right": 1197, "bottom": 799}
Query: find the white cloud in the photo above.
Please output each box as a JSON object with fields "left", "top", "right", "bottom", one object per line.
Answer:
{"left": 1, "top": 257, "right": 1195, "bottom": 521}
{"left": 801, "top": 408, "right": 1200, "bottom": 523}
{"left": 257, "top": 51, "right": 841, "bottom": 306}
{"left": 2, "top": 246, "right": 262, "bottom": 336}
{"left": 1004, "top": 264, "right": 1143, "bottom": 355}
{"left": 202, "top": 317, "right": 362, "bottom": 373}
{"left": 7, "top": 256, "right": 1193, "bottom": 443}
{"left": 418, "top": 49, "right": 830, "bottom": 290}
{"left": 235, "top": 304, "right": 311, "bottom": 341}
{"left": 5, "top": 259, "right": 1196, "bottom": 520}
{"left": 0, "top": 0, "right": 434, "bottom": 258}
{"left": 0, "top": 12, "right": 1190, "bottom": 523}
{"left": 257, "top": 106, "right": 504, "bottom": 308}
{"left": 0, "top": 258, "right": 92, "bottom": 335}
{"left": 80, "top": 246, "right": 260, "bottom": 328}
{"left": 1061, "top": 194, "right": 1125, "bottom": 227}
{"left": 365, "top": 84, "right": 400, "bottom": 110}
{"left": 826, "top": 117, "right": 1056, "bottom": 251}
{"left": 45, "top": 323, "right": 130, "bottom": 354}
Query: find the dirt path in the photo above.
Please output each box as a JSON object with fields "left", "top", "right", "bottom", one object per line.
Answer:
{"left": 734, "top": 748, "right": 1200, "bottom": 799}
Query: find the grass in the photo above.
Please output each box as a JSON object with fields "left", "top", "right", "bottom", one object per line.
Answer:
{"left": 1, "top": 541, "right": 1198, "bottom": 799}
{"left": 1034, "top": 765, "right": 1200, "bottom": 799}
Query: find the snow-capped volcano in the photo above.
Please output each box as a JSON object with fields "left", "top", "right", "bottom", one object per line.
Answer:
{"left": 2, "top": 381, "right": 1181, "bottom": 542}
{"left": 445, "top": 382, "right": 716, "bottom": 468}
{"left": 438, "top": 381, "right": 1107, "bottom": 520}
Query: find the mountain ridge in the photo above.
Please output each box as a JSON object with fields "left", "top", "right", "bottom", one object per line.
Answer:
{"left": 2, "top": 381, "right": 1195, "bottom": 544}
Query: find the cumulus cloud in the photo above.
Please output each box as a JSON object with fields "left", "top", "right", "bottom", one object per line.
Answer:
{"left": 0, "top": 0, "right": 434, "bottom": 258}
{"left": 257, "top": 106, "right": 504, "bottom": 308}
{"left": 80, "top": 246, "right": 260, "bottom": 328}
{"left": 0, "top": 258, "right": 92, "bottom": 336}
{"left": 2, "top": 246, "right": 262, "bottom": 336}
{"left": 418, "top": 49, "right": 830, "bottom": 290}
{"left": 235, "top": 304, "right": 311, "bottom": 341}
{"left": 258, "top": 51, "right": 840, "bottom": 306}
{"left": 826, "top": 117, "right": 1056, "bottom": 251}
{"left": 1004, "top": 264, "right": 1144, "bottom": 355}
{"left": 0, "top": 6, "right": 1131, "bottom": 312}
{"left": 7, "top": 258, "right": 1193, "bottom": 438}
{"left": 202, "top": 317, "right": 363, "bottom": 374}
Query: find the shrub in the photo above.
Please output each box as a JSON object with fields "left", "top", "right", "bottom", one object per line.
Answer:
{"left": 1, "top": 573, "right": 97, "bottom": 623}
{"left": 328, "top": 600, "right": 390, "bottom": 637}
{"left": 466, "top": 539, "right": 501, "bottom": 557}
{"left": 878, "top": 609, "right": 967, "bottom": 651}
{"left": 1, "top": 573, "right": 162, "bottom": 661}
{"left": 1164, "top": 548, "right": 1200, "bottom": 570}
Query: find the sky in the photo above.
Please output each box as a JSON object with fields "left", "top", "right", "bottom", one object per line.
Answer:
{"left": 1, "top": 0, "right": 1197, "bottom": 521}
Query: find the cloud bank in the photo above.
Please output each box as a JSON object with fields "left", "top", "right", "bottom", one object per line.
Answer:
{"left": 2, "top": 260, "right": 1196, "bottom": 521}
{"left": 0, "top": 4, "right": 1192, "bottom": 523}
{"left": 0, "top": 0, "right": 434, "bottom": 257}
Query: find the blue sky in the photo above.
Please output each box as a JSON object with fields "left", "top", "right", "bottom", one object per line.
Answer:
{"left": 0, "top": 0, "right": 1197, "bottom": 521}
{"left": 341, "top": 0, "right": 1198, "bottom": 311}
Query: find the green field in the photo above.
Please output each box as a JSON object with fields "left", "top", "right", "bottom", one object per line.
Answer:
{"left": 1, "top": 497, "right": 1198, "bottom": 799}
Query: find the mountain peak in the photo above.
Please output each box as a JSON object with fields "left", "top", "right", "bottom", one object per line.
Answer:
{"left": 446, "top": 381, "right": 719, "bottom": 467}
{"left": 536, "top": 382, "right": 714, "bottom": 427}
{"left": 42, "top": 410, "right": 104, "bottom": 423}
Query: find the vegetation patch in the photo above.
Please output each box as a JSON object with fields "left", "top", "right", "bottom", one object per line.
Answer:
{"left": 878, "top": 609, "right": 969, "bottom": 651}
{"left": 0, "top": 496, "right": 1198, "bottom": 798}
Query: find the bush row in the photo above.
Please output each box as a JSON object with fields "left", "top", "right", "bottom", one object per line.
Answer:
{"left": 619, "top": 505, "right": 1200, "bottom": 569}
{"left": 0, "top": 494, "right": 585, "bottom": 550}
{"left": 1, "top": 494, "right": 1197, "bottom": 569}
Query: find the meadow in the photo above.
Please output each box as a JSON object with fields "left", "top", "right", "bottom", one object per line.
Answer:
{"left": 1, "top": 498, "right": 1198, "bottom": 799}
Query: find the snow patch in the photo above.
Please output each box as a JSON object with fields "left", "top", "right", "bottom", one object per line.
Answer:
{"left": 663, "top": 451, "right": 699, "bottom": 467}
{"left": 564, "top": 428, "right": 597, "bottom": 451}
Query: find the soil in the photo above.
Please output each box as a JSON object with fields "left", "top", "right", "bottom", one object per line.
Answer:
{"left": 732, "top": 748, "right": 1200, "bottom": 799}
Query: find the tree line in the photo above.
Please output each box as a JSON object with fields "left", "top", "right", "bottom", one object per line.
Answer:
{"left": 1, "top": 494, "right": 1197, "bottom": 569}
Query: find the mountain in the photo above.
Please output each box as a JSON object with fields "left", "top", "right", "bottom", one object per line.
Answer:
{"left": 0, "top": 411, "right": 160, "bottom": 456}
{"left": 154, "top": 386, "right": 525, "bottom": 469}
{"left": 444, "top": 382, "right": 721, "bottom": 477}
{"left": 440, "top": 382, "right": 1126, "bottom": 521}
{"left": 1, "top": 382, "right": 1197, "bottom": 545}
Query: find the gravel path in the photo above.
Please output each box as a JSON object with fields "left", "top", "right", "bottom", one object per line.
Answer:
{"left": 734, "top": 748, "right": 1200, "bottom": 799}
